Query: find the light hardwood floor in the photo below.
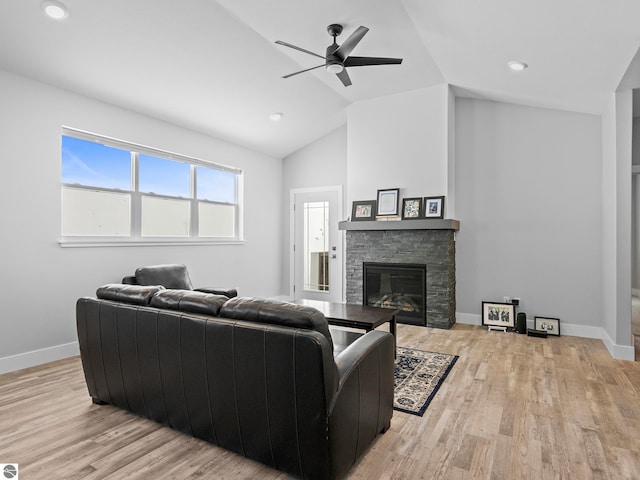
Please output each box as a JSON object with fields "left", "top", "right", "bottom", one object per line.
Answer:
{"left": 1, "top": 324, "right": 640, "bottom": 480}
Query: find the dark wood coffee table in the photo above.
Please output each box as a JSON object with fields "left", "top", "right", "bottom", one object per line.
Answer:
{"left": 292, "top": 299, "right": 398, "bottom": 351}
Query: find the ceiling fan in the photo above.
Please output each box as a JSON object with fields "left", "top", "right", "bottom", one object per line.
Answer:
{"left": 275, "top": 24, "right": 403, "bottom": 87}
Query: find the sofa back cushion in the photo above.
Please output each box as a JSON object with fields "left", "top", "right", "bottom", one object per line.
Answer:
{"left": 150, "top": 289, "right": 227, "bottom": 316}
{"left": 96, "top": 284, "right": 165, "bottom": 306}
{"left": 220, "top": 297, "right": 333, "bottom": 350}
{"left": 134, "top": 264, "right": 193, "bottom": 290}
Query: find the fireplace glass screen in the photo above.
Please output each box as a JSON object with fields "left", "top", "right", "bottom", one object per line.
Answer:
{"left": 363, "top": 262, "right": 426, "bottom": 326}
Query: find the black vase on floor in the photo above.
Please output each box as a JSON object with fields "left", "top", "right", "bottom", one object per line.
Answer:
{"left": 515, "top": 311, "right": 527, "bottom": 334}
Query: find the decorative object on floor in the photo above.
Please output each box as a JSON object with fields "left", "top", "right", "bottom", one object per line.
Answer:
{"left": 276, "top": 24, "right": 403, "bottom": 87}
{"left": 515, "top": 311, "right": 527, "bottom": 334}
{"left": 527, "top": 328, "right": 548, "bottom": 338}
{"left": 377, "top": 188, "right": 400, "bottom": 216}
{"left": 534, "top": 316, "right": 560, "bottom": 335}
{"left": 482, "top": 301, "right": 515, "bottom": 331}
{"left": 351, "top": 200, "right": 376, "bottom": 221}
{"left": 423, "top": 195, "right": 445, "bottom": 219}
{"left": 394, "top": 346, "right": 458, "bottom": 416}
{"left": 401, "top": 197, "right": 423, "bottom": 219}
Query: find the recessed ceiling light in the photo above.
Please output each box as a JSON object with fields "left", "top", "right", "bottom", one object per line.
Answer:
{"left": 508, "top": 61, "right": 528, "bottom": 72}
{"left": 269, "top": 112, "right": 284, "bottom": 122}
{"left": 41, "top": 0, "right": 69, "bottom": 20}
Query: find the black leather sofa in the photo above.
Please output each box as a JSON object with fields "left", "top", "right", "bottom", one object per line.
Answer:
{"left": 76, "top": 284, "right": 395, "bottom": 480}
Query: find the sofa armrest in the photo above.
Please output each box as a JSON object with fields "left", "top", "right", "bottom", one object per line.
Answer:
{"left": 328, "top": 330, "right": 395, "bottom": 479}
{"left": 193, "top": 287, "right": 238, "bottom": 298}
{"left": 333, "top": 330, "right": 394, "bottom": 392}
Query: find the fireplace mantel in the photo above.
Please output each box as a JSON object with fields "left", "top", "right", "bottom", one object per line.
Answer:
{"left": 339, "top": 219, "right": 460, "bottom": 231}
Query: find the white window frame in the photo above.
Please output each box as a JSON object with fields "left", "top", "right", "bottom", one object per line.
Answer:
{"left": 59, "top": 127, "right": 244, "bottom": 247}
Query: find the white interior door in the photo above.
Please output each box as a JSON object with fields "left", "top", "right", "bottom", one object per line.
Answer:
{"left": 292, "top": 188, "right": 342, "bottom": 302}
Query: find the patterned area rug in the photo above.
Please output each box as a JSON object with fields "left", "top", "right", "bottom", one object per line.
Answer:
{"left": 394, "top": 347, "right": 459, "bottom": 416}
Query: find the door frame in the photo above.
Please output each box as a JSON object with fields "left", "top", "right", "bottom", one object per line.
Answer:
{"left": 289, "top": 185, "right": 344, "bottom": 302}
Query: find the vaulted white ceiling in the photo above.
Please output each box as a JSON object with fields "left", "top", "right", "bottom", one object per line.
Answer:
{"left": 1, "top": 0, "right": 639, "bottom": 158}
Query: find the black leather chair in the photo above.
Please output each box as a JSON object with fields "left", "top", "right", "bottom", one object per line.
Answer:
{"left": 122, "top": 263, "right": 237, "bottom": 298}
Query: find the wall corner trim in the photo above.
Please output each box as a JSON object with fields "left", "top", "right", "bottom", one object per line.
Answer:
{"left": 600, "top": 329, "right": 636, "bottom": 361}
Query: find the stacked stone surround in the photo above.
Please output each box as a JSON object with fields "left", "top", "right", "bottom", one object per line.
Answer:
{"left": 345, "top": 229, "right": 456, "bottom": 329}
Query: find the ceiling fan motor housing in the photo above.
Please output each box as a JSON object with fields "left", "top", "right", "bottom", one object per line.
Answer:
{"left": 326, "top": 44, "right": 343, "bottom": 68}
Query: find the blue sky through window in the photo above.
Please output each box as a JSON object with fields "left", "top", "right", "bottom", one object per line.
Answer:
{"left": 62, "top": 135, "right": 237, "bottom": 203}
{"left": 62, "top": 136, "right": 131, "bottom": 190}
{"left": 139, "top": 154, "right": 190, "bottom": 198}
{"left": 197, "top": 166, "right": 236, "bottom": 203}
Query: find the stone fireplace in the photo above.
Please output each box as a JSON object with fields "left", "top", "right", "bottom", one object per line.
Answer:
{"left": 340, "top": 219, "right": 459, "bottom": 329}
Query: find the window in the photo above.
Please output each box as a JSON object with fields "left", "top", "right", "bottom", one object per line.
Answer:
{"left": 61, "top": 128, "right": 242, "bottom": 244}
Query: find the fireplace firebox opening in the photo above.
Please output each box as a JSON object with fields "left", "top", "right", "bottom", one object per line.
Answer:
{"left": 363, "top": 262, "right": 426, "bottom": 326}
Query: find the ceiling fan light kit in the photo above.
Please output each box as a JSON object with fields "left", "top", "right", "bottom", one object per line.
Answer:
{"left": 276, "top": 23, "right": 403, "bottom": 87}
{"left": 326, "top": 63, "right": 344, "bottom": 74}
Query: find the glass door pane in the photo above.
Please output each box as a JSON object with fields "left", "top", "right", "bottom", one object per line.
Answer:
{"left": 303, "top": 201, "right": 329, "bottom": 292}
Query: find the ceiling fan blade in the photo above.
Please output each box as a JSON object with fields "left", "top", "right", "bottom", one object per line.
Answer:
{"left": 333, "top": 26, "right": 369, "bottom": 59}
{"left": 344, "top": 56, "right": 403, "bottom": 67}
{"left": 275, "top": 40, "right": 326, "bottom": 60}
{"left": 336, "top": 69, "right": 352, "bottom": 87}
{"left": 283, "top": 64, "right": 325, "bottom": 79}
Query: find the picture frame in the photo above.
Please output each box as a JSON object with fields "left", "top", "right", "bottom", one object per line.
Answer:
{"left": 401, "top": 197, "right": 423, "bottom": 219}
{"left": 376, "top": 188, "right": 400, "bottom": 216}
{"left": 534, "top": 317, "right": 560, "bottom": 336}
{"left": 423, "top": 196, "right": 445, "bottom": 219}
{"left": 351, "top": 200, "right": 376, "bottom": 221}
{"left": 482, "top": 301, "right": 516, "bottom": 329}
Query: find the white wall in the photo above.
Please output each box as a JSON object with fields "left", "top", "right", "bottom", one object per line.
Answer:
{"left": 455, "top": 98, "right": 606, "bottom": 336}
{"left": 281, "top": 126, "right": 348, "bottom": 293}
{"left": 346, "top": 84, "right": 451, "bottom": 213}
{"left": 0, "top": 69, "right": 283, "bottom": 373}
{"left": 601, "top": 90, "right": 633, "bottom": 359}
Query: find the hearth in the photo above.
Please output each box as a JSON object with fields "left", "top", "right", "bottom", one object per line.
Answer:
{"left": 364, "top": 262, "right": 426, "bottom": 326}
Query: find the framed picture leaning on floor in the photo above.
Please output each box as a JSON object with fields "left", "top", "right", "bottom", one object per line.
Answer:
{"left": 482, "top": 301, "right": 515, "bottom": 329}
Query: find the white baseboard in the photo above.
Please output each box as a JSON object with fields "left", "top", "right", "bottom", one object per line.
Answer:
{"left": 456, "top": 312, "right": 481, "bottom": 325}
{"left": 0, "top": 342, "right": 79, "bottom": 375}
{"left": 2, "top": 313, "right": 634, "bottom": 375}
{"left": 601, "top": 329, "right": 636, "bottom": 361}
{"left": 455, "top": 312, "right": 634, "bottom": 361}
{"left": 633, "top": 288, "right": 640, "bottom": 298}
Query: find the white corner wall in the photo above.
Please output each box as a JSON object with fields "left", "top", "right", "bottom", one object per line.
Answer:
{"left": 455, "top": 98, "right": 613, "bottom": 344}
{"left": 0, "top": 69, "right": 284, "bottom": 373}
{"left": 346, "top": 84, "right": 450, "bottom": 211}
{"left": 601, "top": 90, "right": 634, "bottom": 359}
{"left": 281, "top": 126, "right": 348, "bottom": 294}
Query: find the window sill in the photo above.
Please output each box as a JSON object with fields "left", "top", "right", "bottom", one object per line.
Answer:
{"left": 58, "top": 238, "right": 246, "bottom": 248}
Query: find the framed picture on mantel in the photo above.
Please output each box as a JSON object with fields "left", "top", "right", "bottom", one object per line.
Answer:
{"left": 377, "top": 188, "right": 400, "bottom": 216}
{"left": 351, "top": 200, "right": 376, "bottom": 221}
{"left": 401, "top": 197, "right": 423, "bottom": 219}
{"left": 424, "top": 196, "right": 445, "bottom": 219}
